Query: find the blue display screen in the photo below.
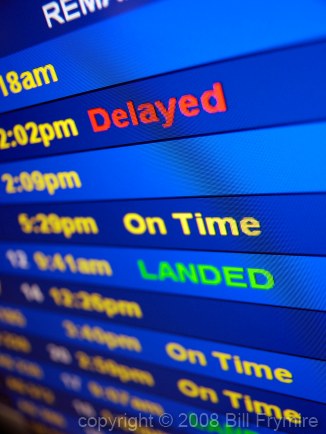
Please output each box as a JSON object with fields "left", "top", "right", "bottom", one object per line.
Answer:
{"left": 0, "top": 1, "right": 325, "bottom": 433}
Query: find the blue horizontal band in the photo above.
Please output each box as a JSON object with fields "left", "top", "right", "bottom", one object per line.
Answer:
{"left": 0, "top": 242, "right": 325, "bottom": 313}
{"left": 2, "top": 0, "right": 326, "bottom": 112}
{"left": 1, "top": 42, "right": 326, "bottom": 161}
{"left": 0, "top": 299, "right": 325, "bottom": 390}
{"left": 0, "top": 123, "right": 326, "bottom": 202}
{"left": 0, "top": 194, "right": 325, "bottom": 255}
{"left": 0, "top": 273, "right": 324, "bottom": 362}
{"left": 0, "top": 316, "right": 325, "bottom": 403}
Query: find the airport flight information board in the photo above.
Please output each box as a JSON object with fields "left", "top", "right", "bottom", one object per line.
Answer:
{"left": 0, "top": 1, "right": 325, "bottom": 433}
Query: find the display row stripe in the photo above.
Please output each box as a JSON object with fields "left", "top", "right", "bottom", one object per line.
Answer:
{"left": 0, "top": 321, "right": 324, "bottom": 403}
{"left": 0, "top": 193, "right": 325, "bottom": 256}
{"left": 0, "top": 297, "right": 325, "bottom": 384}
{"left": 0, "top": 122, "right": 326, "bottom": 202}
{"left": 0, "top": 353, "right": 323, "bottom": 434}
{"left": 2, "top": 0, "right": 326, "bottom": 112}
{"left": 1, "top": 242, "right": 326, "bottom": 312}
{"left": 1, "top": 42, "right": 326, "bottom": 161}
{"left": 6, "top": 272, "right": 326, "bottom": 340}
